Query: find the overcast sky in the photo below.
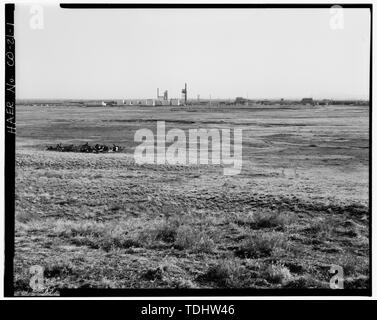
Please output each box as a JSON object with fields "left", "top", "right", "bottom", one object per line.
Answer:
{"left": 15, "top": 5, "right": 370, "bottom": 100}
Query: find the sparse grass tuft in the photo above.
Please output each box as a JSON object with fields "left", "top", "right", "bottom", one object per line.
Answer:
{"left": 236, "top": 232, "right": 288, "bottom": 258}
{"left": 142, "top": 266, "right": 164, "bottom": 281}
{"left": 264, "top": 263, "right": 292, "bottom": 284}
{"left": 53, "top": 220, "right": 106, "bottom": 238}
{"left": 251, "top": 211, "right": 291, "bottom": 229}
{"left": 304, "top": 220, "right": 332, "bottom": 238}
{"left": 195, "top": 233, "right": 215, "bottom": 253}
{"left": 174, "top": 225, "right": 196, "bottom": 249}
{"left": 154, "top": 219, "right": 180, "bottom": 243}
{"left": 199, "top": 260, "right": 243, "bottom": 287}
{"left": 54, "top": 220, "right": 141, "bottom": 251}
{"left": 234, "top": 211, "right": 291, "bottom": 230}
{"left": 44, "top": 261, "right": 74, "bottom": 278}
{"left": 203, "top": 264, "right": 230, "bottom": 285}
{"left": 174, "top": 225, "right": 215, "bottom": 252}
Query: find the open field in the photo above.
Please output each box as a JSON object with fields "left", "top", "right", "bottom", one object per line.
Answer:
{"left": 14, "top": 104, "right": 369, "bottom": 294}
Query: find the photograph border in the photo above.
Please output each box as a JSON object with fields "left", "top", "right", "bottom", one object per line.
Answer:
{"left": 4, "top": 2, "right": 372, "bottom": 297}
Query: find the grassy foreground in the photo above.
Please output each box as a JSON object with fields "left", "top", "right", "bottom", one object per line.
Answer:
{"left": 14, "top": 104, "right": 369, "bottom": 295}
{"left": 14, "top": 150, "right": 369, "bottom": 295}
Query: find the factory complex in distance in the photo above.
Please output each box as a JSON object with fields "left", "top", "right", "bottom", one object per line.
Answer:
{"left": 17, "top": 82, "right": 369, "bottom": 108}
{"left": 100, "top": 83, "right": 188, "bottom": 107}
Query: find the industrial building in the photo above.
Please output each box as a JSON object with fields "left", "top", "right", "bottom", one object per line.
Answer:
{"left": 90, "top": 83, "right": 187, "bottom": 107}
{"left": 170, "top": 99, "right": 181, "bottom": 106}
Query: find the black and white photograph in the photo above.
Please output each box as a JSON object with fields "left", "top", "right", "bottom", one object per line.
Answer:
{"left": 3, "top": 3, "right": 371, "bottom": 297}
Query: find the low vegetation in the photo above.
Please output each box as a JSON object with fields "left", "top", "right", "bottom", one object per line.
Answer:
{"left": 14, "top": 104, "right": 370, "bottom": 294}
{"left": 236, "top": 232, "right": 289, "bottom": 258}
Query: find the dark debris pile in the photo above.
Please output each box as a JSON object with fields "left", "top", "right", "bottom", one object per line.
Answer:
{"left": 46, "top": 142, "right": 122, "bottom": 153}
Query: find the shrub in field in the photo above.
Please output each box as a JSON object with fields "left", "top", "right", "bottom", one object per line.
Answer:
{"left": 174, "top": 225, "right": 215, "bottom": 252}
{"left": 174, "top": 225, "right": 196, "bottom": 249}
{"left": 305, "top": 219, "right": 332, "bottom": 238}
{"left": 142, "top": 266, "right": 165, "bottom": 281}
{"left": 154, "top": 219, "right": 180, "bottom": 243}
{"left": 93, "top": 228, "right": 140, "bottom": 251}
{"left": 204, "top": 264, "right": 230, "bottom": 285}
{"left": 44, "top": 261, "right": 75, "bottom": 278}
{"left": 251, "top": 211, "right": 291, "bottom": 229}
{"left": 199, "top": 260, "right": 244, "bottom": 287}
{"left": 236, "top": 232, "right": 288, "bottom": 258}
{"left": 234, "top": 211, "right": 291, "bottom": 230}
{"left": 195, "top": 233, "right": 215, "bottom": 253}
{"left": 53, "top": 220, "right": 106, "bottom": 238}
{"left": 54, "top": 220, "right": 140, "bottom": 251}
{"left": 137, "top": 218, "right": 182, "bottom": 246}
{"left": 264, "top": 263, "right": 292, "bottom": 284}
{"left": 232, "top": 212, "right": 254, "bottom": 225}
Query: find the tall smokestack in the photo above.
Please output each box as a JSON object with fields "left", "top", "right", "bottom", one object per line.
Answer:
{"left": 185, "top": 83, "right": 187, "bottom": 104}
{"left": 157, "top": 88, "right": 159, "bottom": 99}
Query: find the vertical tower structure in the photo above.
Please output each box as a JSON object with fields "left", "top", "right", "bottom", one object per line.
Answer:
{"left": 181, "top": 83, "right": 187, "bottom": 105}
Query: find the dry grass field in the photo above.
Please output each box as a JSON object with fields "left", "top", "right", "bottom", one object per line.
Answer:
{"left": 14, "top": 104, "right": 369, "bottom": 295}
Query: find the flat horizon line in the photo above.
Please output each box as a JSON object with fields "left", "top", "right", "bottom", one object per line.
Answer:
{"left": 16, "top": 97, "right": 370, "bottom": 101}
